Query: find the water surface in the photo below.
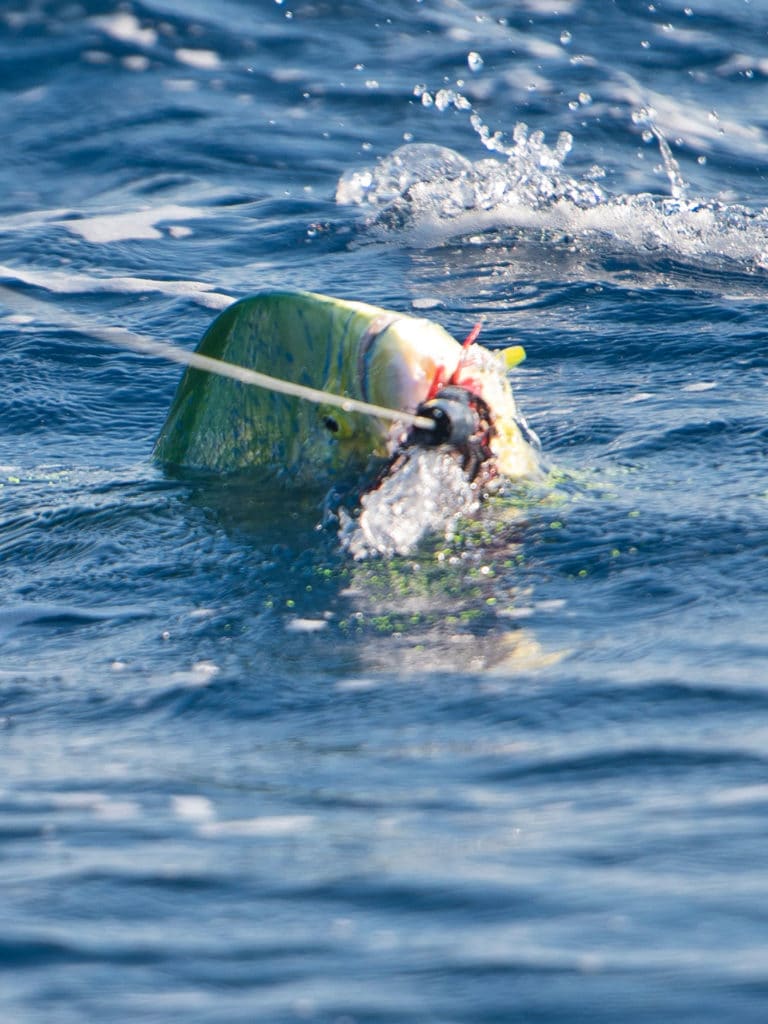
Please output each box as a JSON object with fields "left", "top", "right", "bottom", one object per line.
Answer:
{"left": 1, "top": 2, "right": 767, "bottom": 1022}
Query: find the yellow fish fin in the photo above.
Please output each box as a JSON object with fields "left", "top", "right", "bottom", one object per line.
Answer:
{"left": 500, "top": 344, "right": 526, "bottom": 369}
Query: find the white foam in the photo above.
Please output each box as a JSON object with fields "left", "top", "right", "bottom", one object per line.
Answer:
{"left": 340, "top": 447, "right": 479, "bottom": 559}
{"left": 0, "top": 263, "right": 234, "bottom": 310}
{"left": 90, "top": 13, "right": 158, "bottom": 48}
{"left": 334, "top": 677, "right": 380, "bottom": 692}
{"left": 57, "top": 204, "right": 207, "bottom": 243}
{"left": 340, "top": 134, "right": 768, "bottom": 269}
{"left": 50, "top": 791, "right": 106, "bottom": 808}
{"left": 708, "top": 784, "right": 768, "bottom": 807}
{"left": 92, "top": 799, "right": 141, "bottom": 821}
{"left": 122, "top": 55, "right": 151, "bottom": 73}
{"left": 50, "top": 791, "right": 141, "bottom": 821}
{"left": 199, "top": 815, "right": 313, "bottom": 837}
{"left": 171, "top": 795, "right": 216, "bottom": 821}
{"left": 175, "top": 48, "right": 221, "bottom": 70}
{"left": 165, "top": 661, "right": 221, "bottom": 689}
{"left": 286, "top": 618, "right": 328, "bottom": 633}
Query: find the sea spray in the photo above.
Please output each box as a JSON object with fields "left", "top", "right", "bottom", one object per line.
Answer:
{"left": 338, "top": 88, "right": 768, "bottom": 272}
{"left": 338, "top": 448, "right": 480, "bottom": 559}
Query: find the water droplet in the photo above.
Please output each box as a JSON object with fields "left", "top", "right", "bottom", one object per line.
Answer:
{"left": 365, "top": 79, "right": 379, "bottom": 89}
{"left": 642, "top": 129, "right": 653, "bottom": 143}
{"left": 640, "top": 39, "right": 650, "bottom": 49}
{"left": 560, "top": 30, "right": 572, "bottom": 45}
{"left": 435, "top": 89, "right": 451, "bottom": 111}
{"left": 421, "top": 91, "right": 433, "bottom": 107}
{"left": 578, "top": 91, "right": 591, "bottom": 105}
{"left": 697, "top": 154, "right": 707, "bottom": 164}
{"left": 467, "top": 51, "right": 483, "bottom": 72}
{"left": 684, "top": 6, "right": 693, "bottom": 14}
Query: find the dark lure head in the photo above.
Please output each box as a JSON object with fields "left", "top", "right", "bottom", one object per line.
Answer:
{"left": 407, "top": 385, "right": 497, "bottom": 485}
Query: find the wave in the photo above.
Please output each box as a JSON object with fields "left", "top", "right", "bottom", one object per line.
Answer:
{"left": 337, "top": 90, "right": 768, "bottom": 275}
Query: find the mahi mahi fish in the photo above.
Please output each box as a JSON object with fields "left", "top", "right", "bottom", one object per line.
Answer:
{"left": 154, "top": 290, "right": 540, "bottom": 485}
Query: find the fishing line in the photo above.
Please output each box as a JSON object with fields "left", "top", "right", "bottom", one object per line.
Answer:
{"left": 0, "top": 284, "right": 435, "bottom": 431}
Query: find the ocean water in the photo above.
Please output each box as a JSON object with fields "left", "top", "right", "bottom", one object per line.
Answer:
{"left": 1, "top": 1, "right": 767, "bottom": 1021}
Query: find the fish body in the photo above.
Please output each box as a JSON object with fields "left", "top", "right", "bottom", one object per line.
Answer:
{"left": 154, "top": 290, "right": 538, "bottom": 483}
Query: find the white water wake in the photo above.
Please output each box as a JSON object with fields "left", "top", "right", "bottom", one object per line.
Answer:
{"left": 337, "top": 89, "right": 768, "bottom": 272}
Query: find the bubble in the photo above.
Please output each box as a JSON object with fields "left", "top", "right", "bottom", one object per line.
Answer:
{"left": 339, "top": 448, "right": 479, "bottom": 559}
{"left": 467, "top": 51, "right": 484, "bottom": 72}
{"left": 634, "top": 105, "right": 659, "bottom": 125}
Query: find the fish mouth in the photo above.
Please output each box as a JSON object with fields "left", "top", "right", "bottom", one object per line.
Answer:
{"left": 406, "top": 384, "right": 497, "bottom": 487}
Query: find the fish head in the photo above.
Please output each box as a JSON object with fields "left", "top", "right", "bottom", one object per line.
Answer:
{"left": 361, "top": 315, "right": 462, "bottom": 418}
{"left": 445, "top": 342, "right": 541, "bottom": 480}
{"left": 364, "top": 314, "right": 540, "bottom": 480}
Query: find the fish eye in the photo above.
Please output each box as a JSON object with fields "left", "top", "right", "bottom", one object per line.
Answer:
{"left": 323, "top": 416, "right": 340, "bottom": 433}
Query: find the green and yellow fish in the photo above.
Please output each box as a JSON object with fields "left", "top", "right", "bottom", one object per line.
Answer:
{"left": 154, "top": 290, "right": 539, "bottom": 484}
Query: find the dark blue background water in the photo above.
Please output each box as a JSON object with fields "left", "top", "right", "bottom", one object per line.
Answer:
{"left": 1, "top": 2, "right": 767, "bottom": 1021}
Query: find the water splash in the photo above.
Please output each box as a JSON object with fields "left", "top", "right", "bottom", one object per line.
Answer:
{"left": 631, "top": 105, "right": 688, "bottom": 200}
{"left": 337, "top": 89, "right": 768, "bottom": 272}
{"left": 338, "top": 448, "right": 480, "bottom": 559}
{"left": 338, "top": 87, "right": 606, "bottom": 220}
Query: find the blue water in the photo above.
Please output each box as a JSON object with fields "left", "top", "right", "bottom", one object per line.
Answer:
{"left": 2, "top": 2, "right": 768, "bottom": 1021}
